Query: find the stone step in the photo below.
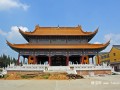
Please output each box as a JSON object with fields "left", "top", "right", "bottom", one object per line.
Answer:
{"left": 48, "top": 66, "right": 70, "bottom": 71}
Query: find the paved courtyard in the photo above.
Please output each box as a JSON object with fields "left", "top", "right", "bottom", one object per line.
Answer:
{"left": 0, "top": 75, "right": 120, "bottom": 90}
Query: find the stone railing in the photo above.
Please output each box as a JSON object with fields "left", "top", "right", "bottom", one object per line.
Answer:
{"left": 6, "top": 64, "right": 112, "bottom": 72}
{"left": 69, "top": 64, "right": 112, "bottom": 70}
{"left": 7, "top": 64, "right": 48, "bottom": 71}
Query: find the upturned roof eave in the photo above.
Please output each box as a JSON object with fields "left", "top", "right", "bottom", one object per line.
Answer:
{"left": 19, "top": 28, "right": 29, "bottom": 42}
{"left": 19, "top": 25, "right": 98, "bottom": 37}
{"left": 6, "top": 40, "right": 110, "bottom": 51}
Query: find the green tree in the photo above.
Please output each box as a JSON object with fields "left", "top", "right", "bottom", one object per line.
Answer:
{"left": 0, "top": 54, "right": 17, "bottom": 68}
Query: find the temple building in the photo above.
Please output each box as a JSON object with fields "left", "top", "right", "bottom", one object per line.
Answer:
{"left": 96, "top": 45, "right": 120, "bottom": 71}
{"left": 7, "top": 25, "right": 110, "bottom": 66}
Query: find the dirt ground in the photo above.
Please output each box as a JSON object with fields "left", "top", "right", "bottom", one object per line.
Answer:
{"left": 1, "top": 72, "right": 69, "bottom": 80}
{"left": 0, "top": 75, "right": 120, "bottom": 90}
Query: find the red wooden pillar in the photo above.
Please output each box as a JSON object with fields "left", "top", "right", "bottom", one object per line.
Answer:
{"left": 33, "top": 51, "right": 37, "bottom": 64}
{"left": 97, "top": 55, "right": 100, "bottom": 65}
{"left": 34, "top": 56, "right": 37, "bottom": 64}
{"left": 81, "top": 56, "right": 84, "bottom": 64}
{"left": 17, "top": 54, "right": 20, "bottom": 65}
{"left": 88, "top": 56, "right": 89, "bottom": 64}
{"left": 66, "top": 55, "right": 69, "bottom": 66}
{"left": 48, "top": 56, "right": 51, "bottom": 66}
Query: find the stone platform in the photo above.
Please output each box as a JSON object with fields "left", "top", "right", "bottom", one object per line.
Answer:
{"left": 5, "top": 64, "right": 112, "bottom": 75}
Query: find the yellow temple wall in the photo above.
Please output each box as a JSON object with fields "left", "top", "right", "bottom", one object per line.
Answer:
{"left": 95, "top": 47, "right": 120, "bottom": 64}
{"left": 109, "top": 47, "right": 120, "bottom": 63}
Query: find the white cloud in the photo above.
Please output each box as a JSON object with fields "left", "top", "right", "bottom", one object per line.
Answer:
{"left": 8, "top": 26, "right": 28, "bottom": 43}
{"left": 94, "top": 42, "right": 101, "bottom": 44}
{"left": 7, "top": 26, "right": 28, "bottom": 40}
{"left": 0, "top": 26, "right": 28, "bottom": 43}
{"left": 104, "top": 33, "right": 120, "bottom": 44}
{"left": 0, "top": 29, "right": 7, "bottom": 35}
{"left": 0, "top": 0, "right": 29, "bottom": 11}
{"left": 103, "top": 33, "right": 120, "bottom": 52}
{"left": 18, "top": 26, "right": 28, "bottom": 32}
{"left": 93, "top": 33, "right": 120, "bottom": 52}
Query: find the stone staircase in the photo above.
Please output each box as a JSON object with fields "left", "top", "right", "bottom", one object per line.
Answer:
{"left": 66, "top": 69, "right": 77, "bottom": 74}
{"left": 46, "top": 66, "right": 77, "bottom": 74}
{"left": 48, "top": 66, "right": 70, "bottom": 71}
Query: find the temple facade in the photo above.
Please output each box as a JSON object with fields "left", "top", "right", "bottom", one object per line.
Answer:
{"left": 7, "top": 25, "right": 110, "bottom": 66}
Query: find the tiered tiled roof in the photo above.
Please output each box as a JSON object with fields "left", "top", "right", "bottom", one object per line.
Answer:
{"left": 6, "top": 25, "right": 110, "bottom": 52}
{"left": 19, "top": 25, "right": 98, "bottom": 42}
{"left": 19, "top": 25, "right": 98, "bottom": 36}
{"left": 7, "top": 40, "right": 110, "bottom": 50}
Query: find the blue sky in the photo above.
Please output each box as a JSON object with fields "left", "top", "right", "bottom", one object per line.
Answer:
{"left": 0, "top": 0, "right": 120, "bottom": 58}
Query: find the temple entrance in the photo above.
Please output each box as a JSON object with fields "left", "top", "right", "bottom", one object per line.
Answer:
{"left": 36, "top": 55, "right": 48, "bottom": 64}
{"left": 51, "top": 55, "right": 66, "bottom": 66}
{"left": 69, "top": 55, "right": 80, "bottom": 64}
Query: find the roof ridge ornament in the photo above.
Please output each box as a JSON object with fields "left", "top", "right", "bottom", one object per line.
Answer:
{"left": 35, "top": 24, "right": 40, "bottom": 29}
{"left": 77, "top": 25, "right": 84, "bottom": 32}
{"left": 77, "top": 24, "right": 82, "bottom": 28}
{"left": 58, "top": 25, "right": 59, "bottom": 28}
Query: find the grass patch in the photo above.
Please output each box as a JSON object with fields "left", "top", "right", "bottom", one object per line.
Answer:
{"left": 3, "top": 74, "right": 9, "bottom": 79}
{"left": 42, "top": 73, "right": 50, "bottom": 79}
{"left": 21, "top": 74, "right": 36, "bottom": 79}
